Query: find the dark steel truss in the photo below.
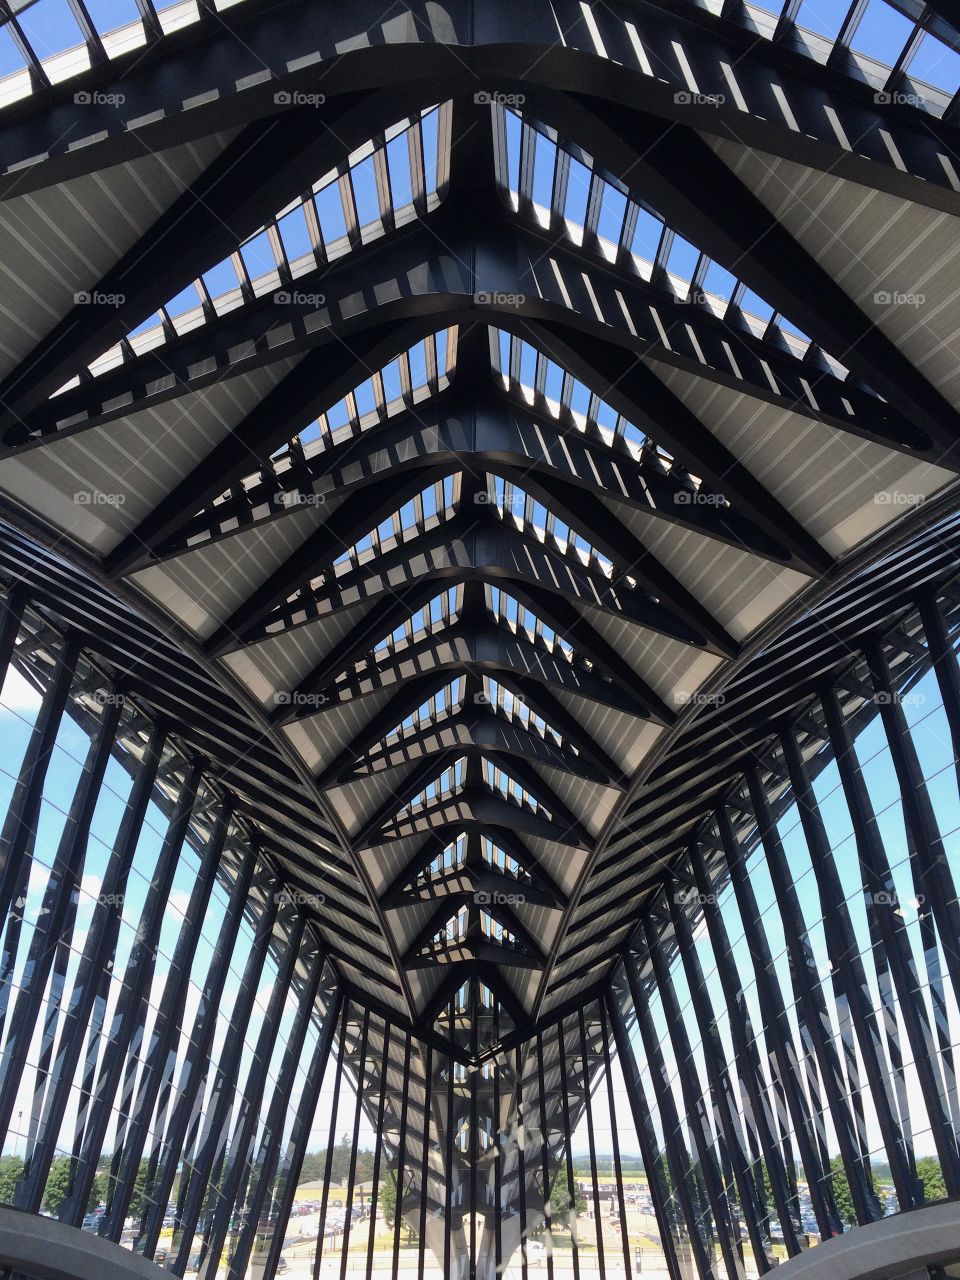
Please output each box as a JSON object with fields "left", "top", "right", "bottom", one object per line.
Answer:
{"left": 3, "top": 548, "right": 960, "bottom": 1276}
{"left": 0, "top": 15, "right": 959, "bottom": 1272}
{"left": 0, "top": 0, "right": 958, "bottom": 1025}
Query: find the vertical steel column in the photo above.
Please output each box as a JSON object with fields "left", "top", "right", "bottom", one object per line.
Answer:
{"left": 0, "top": 589, "right": 25, "bottom": 685}
{"left": 336, "top": 1006, "right": 371, "bottom": 1280}
{"left": 197, "top": 912, "right": 307, "bottom": 1280}
{"left": 576, "top": 1006, "right": 607, "bottom": 1280}
{"left": 0, "top": 687, "right": 122, "bottom": 1141}
{"left": 515, "top": 1043, "right": 529, "bottom": 1280}
{"left": 470, "top": 1050, "right": 479, "bottom": 1279}
{"left": 623, "top": 949, "right": 717, "bottom": 1280}
{"left": 313, "top": 999, "right": 351, "bottom": 1280}
{"left": 390, "top": 1032, "right": 413, "bottom": 1280}
{"left": 494, "top": 1004, "right": 503, "bottom": 1280}
{"left": 0, "top": 637, "right": 79, "bottom": 923}
{"left": 64, "top": 755, "right": 205, "bottom": 1228}
{"left": 172, "top": 887, "right": 281, "bottom": 1274}
{"left": 227, "top": 945, "right": 325, "bottom": 1280}
{"left": 605, "top": 980, "right": 684, "bottom": 1280}
{"left": 556, "top": 1017, "right": 581, "bottom": 1280}
{"left": 868, "top": 641, "right": 960, "bottom": 1145}
{"left": 136, "top": 835, "right": 258, "bottom": 1257}
{"left": 261, "top": 979, "right": 342, "bottom": 1280}
{"left": 443, "top": 1045, "right": 454, "bottom": 1280}
{"left": 536, "top": 1030, "right": 556, "bottom": 1280}
{"left": 687, "top": 841, "right": 804, "bottom": 1253}
{"left": 102, "top": 799, "right": 234, "bottom": 1240}
{"left": 417, "top": 1044, "right": 433, "bottom": 1280}
{"left": 14, "top": 721, "right": 167, "bottom": 1213}
{"left": 717, "top": 806, "right": 842, "bottom": 1238}
{"left": 643, "top": 914, "right": 745, "bottom": 1280}
{"left": 867, "top": 640, "right": 960, "bottom": 1027}
{"left": 93, "top": 760, "right": 208, "bottom": 1230}
{"left": 668, "top": 887, "right": 773, "bottom": 1271}
{"left": 745, "top": 763, "right": 880, "bottom": 1225}
{"left": 917, "top": 591, "right": 960, "bottom": 798}
{"left": 781, "top": 723, "right": 919, "bottom": 1211}
{"left": 597, "top": 998, "right": 637, "bottom": 1280}
{"left": 820, "top": 682, "right": 960, "bottom": 1196}
{"left": 364, "top": 1018, "right": 392, "bottom": 1280}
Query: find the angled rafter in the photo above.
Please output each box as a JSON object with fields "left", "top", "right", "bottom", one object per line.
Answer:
{"left": 401, "top": 898, "right": 547, "bottom": 971}
{"left": 10, "top": 209, "right": 925, "bottom": 468}
{"left": 525, "top": 318, "right": 835, "bottom": 578}
{"left": 244, "top": 509, "right": 719, "bottom": 653}
{"left": 0, "top": 89, "right": 415, "bottom": 428}
{"left": 355, "top": 748, "right": 586, "bottom": 850}
{"left": 103, "top": 320, "right": 438, "bottom": 578}
{"left": 380, "top": 823, "right": 564, "bottom": 910}
{"left": 311, "top": 663, "right": 623, "bottom": 787}
{"left": 364, "top": 784, "right": 589, "bottom": 850}
{"left": 338, "top": 703, "right": 614, "bottom": 788}
{"left": 151, "top": 388, "right": 785, "bottom": 570}
{"left": 3, "top": 0, "right": 959, "bottom": 216}
{"left": 201, "top": 468, "right": 450, "bottom": 658}
{"left": 527, "top": 89, "right": 960, "bottom": 458}
{"left": 285, "top": 617, "right": 671, "bottom": 724}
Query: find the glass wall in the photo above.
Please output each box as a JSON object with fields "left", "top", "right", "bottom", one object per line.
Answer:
{"left": 3, "top": 575, "right": 960, "bottom": 1280}
{"left": 0, "top": 595, "right": 339, "bottom": 1278}
{"left": 609, "top": 585, "right": 960, "bottom": 1279}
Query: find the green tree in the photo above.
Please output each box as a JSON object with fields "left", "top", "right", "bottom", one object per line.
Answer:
{"left": 549, "top": 1174, "right": 587, "bottom": 1230}
{"left": 828, "top": 1155, "right": 878, "bottom": 1226}
{"left": 42, "top": 1158, "right": 73, "bottom": 1216}
{"left": 127, "top": 1161, "right": 151, "bottom": 1219}
{"left": 0, "top": 1156, "right": 23, "bottom": 1204}
{"left": 330, "top": 1135, "right": 353, "bottom": 1184}
{"left": 379, "top": 1171, "right": 416, "bottom": 1241}
{"left": 917, "top": 1156, "right": 946, "bottom": 1203}
{"left": 299, "top": 1151, "right": 325, "bottom": 1183}
{"left": 42, "top": 1159, "right": 104, "bottom": 1216}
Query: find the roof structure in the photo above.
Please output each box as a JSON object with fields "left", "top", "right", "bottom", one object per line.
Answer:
{"left": 0, "top": 0, "right": 959, "bottom": 1052}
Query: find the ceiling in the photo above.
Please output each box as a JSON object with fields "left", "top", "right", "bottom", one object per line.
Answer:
{"left": 0, "top": 0, "right": 958, "bottom": 1041}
